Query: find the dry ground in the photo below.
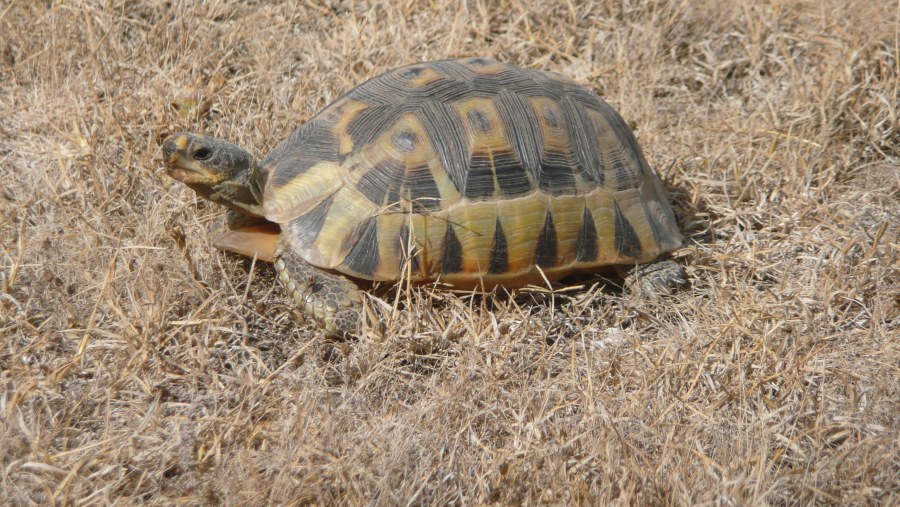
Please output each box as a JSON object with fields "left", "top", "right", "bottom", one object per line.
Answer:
{"left": 1, "top": 0, "right": 898, "bottom": 505}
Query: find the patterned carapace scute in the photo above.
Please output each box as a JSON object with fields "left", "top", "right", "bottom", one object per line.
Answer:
{"left": 260, "top": 58, "right": 682, "bottom": 288}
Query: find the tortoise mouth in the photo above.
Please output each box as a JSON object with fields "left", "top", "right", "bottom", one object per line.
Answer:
{"left": 166, "top": 166, "right": 207, "bottom": 184}
{"left": 165, "top": 157, "right": 225, "bottom": 185}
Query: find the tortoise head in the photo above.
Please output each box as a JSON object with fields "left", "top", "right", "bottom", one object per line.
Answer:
{"left": 162, "top": 133, "right": 266, "bottom": 218}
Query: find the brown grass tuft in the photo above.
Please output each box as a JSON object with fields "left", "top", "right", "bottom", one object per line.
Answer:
{"left": 1, "top": 0, "right": 897, "bottom": 504}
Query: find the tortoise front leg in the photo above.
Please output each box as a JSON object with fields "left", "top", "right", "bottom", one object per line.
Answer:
{"left": 209, "top": 210, "right": 280, "bottom": 262}
{"left": 273, "top": 238, "right": 364, "bottom": 338}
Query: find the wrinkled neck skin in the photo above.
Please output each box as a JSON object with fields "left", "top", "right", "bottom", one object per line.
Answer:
{"left": 188, "top": 163, "right": 266, "bottom": 218}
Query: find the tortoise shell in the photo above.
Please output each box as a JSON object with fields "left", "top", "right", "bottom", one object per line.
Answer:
{"left": 260, "top": 58, "right": 682, "bottom": 289}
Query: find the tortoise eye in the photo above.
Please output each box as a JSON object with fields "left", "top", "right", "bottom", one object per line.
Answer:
{"left": 193, "top": 147, "right": 212, "bottom": 160}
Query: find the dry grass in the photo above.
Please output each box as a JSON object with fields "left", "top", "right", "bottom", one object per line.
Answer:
{"left": 1, "top": 0, "right": 898, "bottom": 504}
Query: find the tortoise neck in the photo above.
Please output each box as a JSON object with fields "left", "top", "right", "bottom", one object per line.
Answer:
{"left": 234, "top": 160, "right": 266, "bottom": 218}
{"left": 194, "top": 160, "right": 267, "bottom": 219}
{"left": 247, "top": 161, "right": 265, "bottom": 212}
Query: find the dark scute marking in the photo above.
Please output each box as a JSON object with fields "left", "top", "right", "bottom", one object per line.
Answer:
{"left": 493, "top": 89, "right": 542, "bottom": 184}
{"left": 464, "top": 155, "right": 497, "bottom": 200}
{"left": 405, "top": 165, "right": 443, "bottom": 211}
{"left": 537, "top": 155, "right": 578, "bottom": 196}
{"left": 398, "top": 221, "right": 421, "bottom": 274}
{"left": 345, "top": 104, "right": 402, "bottom": 149}
{"left": 613, "top": 156, "right": 637, "bottom": 191}
{"left": 386, "top": 180, "right": 401, "bottom": 208}
{"left": 560, "top": 97, "right": 603, "bottom": 186}
{"left": 575, "top": 205, "right": 598, "bottom": 262}
{"left": 356, "top": 159, "right": 405, "bottom": 205}
{"left": 286, "top": 194, "right": 335, "bottom": 245}
{"left": 581, "top": 96, "right": 646, "bottom": 190}
{"left": 543, "top": 106, "right": 561, "bottom": 129}
{"left": 535, "top": 211, "right": 558, "bottom": 268}
{"left": 418, "top": 101, "right": 468, "bottom": 193}
{"left": 399, "top": 66, "right": 424, "bottom": 78}
{"left": 441, "top": 222, "right": 463, "bottom": 273}
{"left": 342, "top": 217, "right": 380, "bottom": 277}
{"left": 493, "top": 152, "right": 533, "bottom": 197}
{"left": 392, "top": 131, "right": 418, "bottom": 152}
{"left": 614, "top": 201, "right": 643, "bottom": 259}
{"left": 488, "top": 218, "right": 509, "bottom": 274}
{"left": 468, "top": 58, "right": 491, "bottom": 66}
{"left": 467, "top": 108, "right": 492, "bottom": 133}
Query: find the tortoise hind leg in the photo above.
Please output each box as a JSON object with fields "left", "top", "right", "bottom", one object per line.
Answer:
{"left": 621, "top": 259, "right": 688, "bottom": 296}
{"left": 273, "top": 238, "right": 363, "bottom": 338}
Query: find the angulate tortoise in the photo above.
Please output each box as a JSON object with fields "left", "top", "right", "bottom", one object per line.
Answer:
{"left": 162, "top": 57, "right": 685, "bottom": 337}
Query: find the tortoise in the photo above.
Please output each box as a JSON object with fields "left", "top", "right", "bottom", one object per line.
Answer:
{"left": 162, "top": 57, "right": 685, "bottom": 337}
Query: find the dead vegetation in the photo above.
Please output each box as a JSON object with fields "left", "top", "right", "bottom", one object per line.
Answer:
{"left": 1, "top": 0, "right": 898, "bottom": 504}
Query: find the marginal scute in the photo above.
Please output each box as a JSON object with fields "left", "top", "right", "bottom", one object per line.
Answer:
{"left": 450, "top": 201, "right": 498, "bottom": 274}
{"left": 341, "top": 217, "right": 380, "bottom": 277}
{"left": 535, "top": 210, "right": 558, "bottom": 268}
{"left": 260, "top": 58, "right": 682, "bottom": 288}
{"left": 488, "top": 218, "right": 509, "bottom": 274}
{"left": 575, "top": 204, "right": 599, "bottom": 263}
{"left": 547, "top": 195, "right": 586, "bottom": 266}
{"left": 441, "top": 221, "right": 463, "bottom": 273}
{"left": 265, "top": 161, "right": 343, "bottom": 223}
{"left": 397, "top": 218, "right": 422, "bottom": 276}
{"left": 494, "top": 191, "right": 549, "bottom": 273}
{"left": 285, "top": 193, "right": 335, "bottom": 246}
{"left": 613, "top": 199, "right": 643, "bottom": 260}
{"left": 641, "top": 174, "right": 683, "bottom": 253}
{"left": 293, "top": 186, "right": 378, "bottom": 269}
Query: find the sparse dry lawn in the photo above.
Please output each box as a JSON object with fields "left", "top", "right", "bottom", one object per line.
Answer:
{"left": 1, "top": 0, "right": 898, "bottom": 505}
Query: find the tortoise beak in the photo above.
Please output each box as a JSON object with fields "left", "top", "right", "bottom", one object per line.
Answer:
{"left": 162, "top": 134, "right": 224, "bottom": 185}
{"left": 162, "top": 134, "right": 188, "bottom": 165}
